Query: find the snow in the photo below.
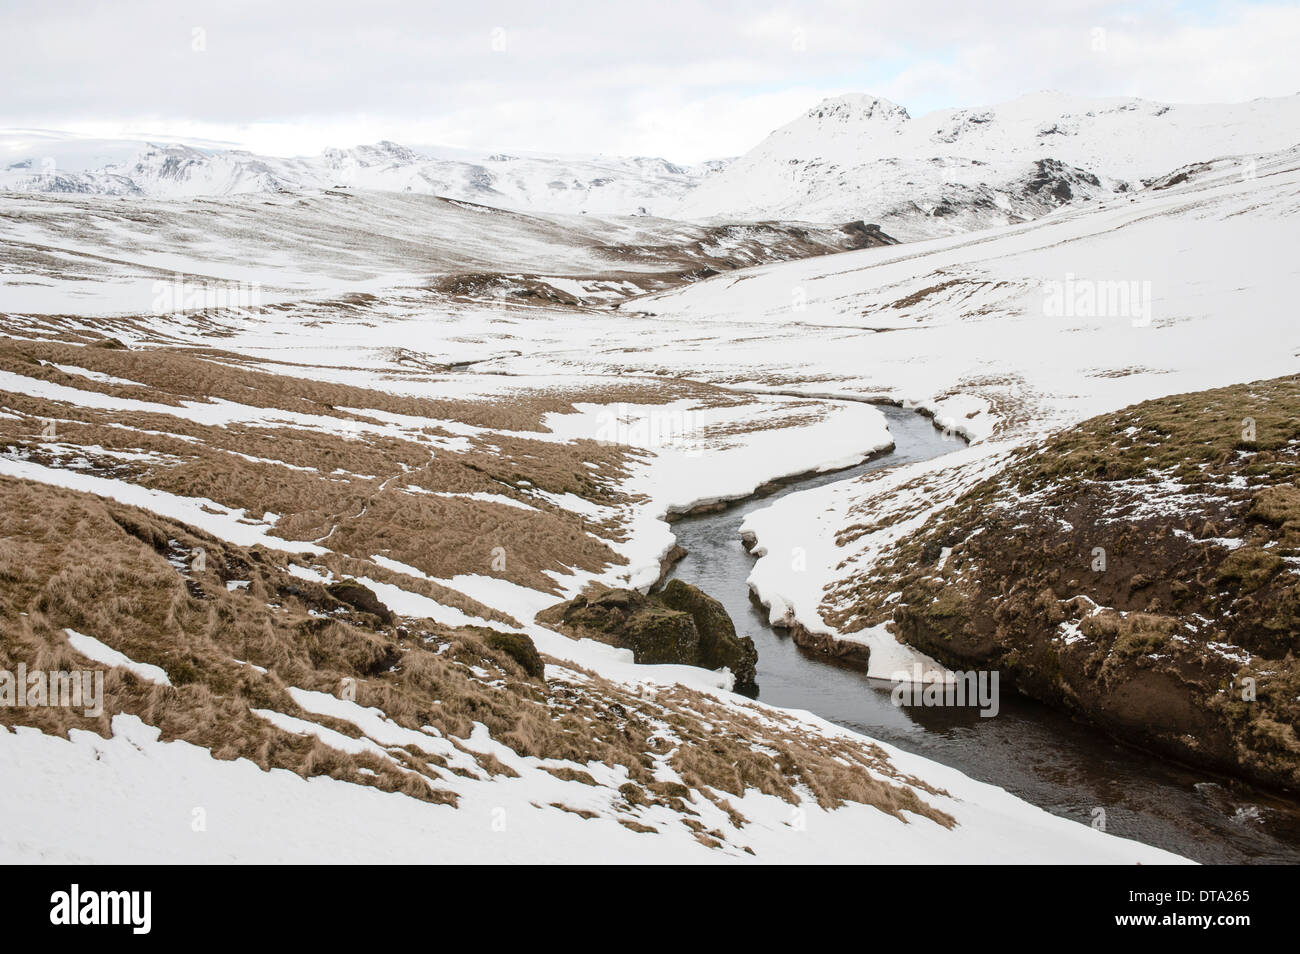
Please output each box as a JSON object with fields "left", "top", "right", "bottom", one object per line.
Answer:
{"left": 0, "top": 712, "right": 1186, "bottom": 863}
{"left": 9, "top": 93, "right": 1292, "bottom": 863}
{"left": 0, "top": 130, "right": 709, "bottom": 217}
{"left": 535, "top": 396, "right": 892, "bottom": 594}
{"left": 64, "top": 629, "right": 171, "bottom": 687}
{"left": 604, "top": 150, "right": 1300, "bottom": 680}
{"left": 250, "top": 708, "right": 384, "bottom": 758}
{"left": 351, "top": 576, "right": 499, "bottom": 632}
{"left": 675, "top": 91, "right": 1300, "bottom": 239}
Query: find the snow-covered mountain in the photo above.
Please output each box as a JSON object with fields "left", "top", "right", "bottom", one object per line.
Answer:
{"left": 672, "top": 91, "right": 1300, "bottom": 239}
{"left": 0, "top": 131, "right": 720, "bottom": 216}
{"left": 6, "top": 91, "right": 1300, "bottom": 235}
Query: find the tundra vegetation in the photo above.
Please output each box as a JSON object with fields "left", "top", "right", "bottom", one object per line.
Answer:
{"left": 0, "top": 336, "right": 952, "bottom": 851}
{"left": 829, "top": 375, "right": 1300, "bottom": 790}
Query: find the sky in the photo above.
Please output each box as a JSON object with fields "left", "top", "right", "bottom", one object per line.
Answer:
{"left": 2, "top": 0, "right": 1298, "bottom": 161}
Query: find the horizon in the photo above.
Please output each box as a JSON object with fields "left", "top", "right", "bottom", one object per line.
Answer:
{"left": 4, "top": 85, "right": 1298, "bottom": 167}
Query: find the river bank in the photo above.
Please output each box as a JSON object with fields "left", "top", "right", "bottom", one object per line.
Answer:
{"left": 664, "top": 403, "right": 1300, "bottom": 864}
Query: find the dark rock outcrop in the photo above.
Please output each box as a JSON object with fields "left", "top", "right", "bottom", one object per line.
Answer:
{"left": 473, "top": 627, "right": 546, "bottom": 680}
{"left": 839, "top": 375, "right": 1300, "bottom": 792}
{"left": 326, "top": 578, "right": 395, "bottom": 626}
{"left": 788, "top": 621, "right": 872, "bottom": 668}
{"left": 659, "top": 578, "right": 758, "bottom": 688}
{"left": 538, "top": 582, "right": 758, "bottom": 693}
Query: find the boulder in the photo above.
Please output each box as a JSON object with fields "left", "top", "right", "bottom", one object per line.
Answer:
{"left": 326, "top": 578, "right": 395, "bottom": 625}
{"left": 659, "top": 578, "right": 758, "bottom": 690}
{"left": 538, "top": 581, "right": 757, "bottom": 693}
{"left": 473, "top": 627, "right": 546, "bottom": 680}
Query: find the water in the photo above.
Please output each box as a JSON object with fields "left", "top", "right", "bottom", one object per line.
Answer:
{"left": 666, "top": 403, "right": 1300, "bottom": 863}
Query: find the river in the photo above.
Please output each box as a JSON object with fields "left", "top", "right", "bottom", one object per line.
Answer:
{"left": 664, "top": 403, "right": 1300, "bottom": 863}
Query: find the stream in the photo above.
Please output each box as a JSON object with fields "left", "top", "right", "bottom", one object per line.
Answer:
{"left": 664, "top": 403, "right": 1300, "bottom": 864}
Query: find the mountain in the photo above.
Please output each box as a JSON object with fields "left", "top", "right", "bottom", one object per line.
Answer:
{"left": 672, "top": 91, "right": 1300, "bottom": 239}
{"left": 6, "top": 91, "right": 1300, "bottom": 236}
{"left": 0, "top": 131, "right": 720, "bottom": 216}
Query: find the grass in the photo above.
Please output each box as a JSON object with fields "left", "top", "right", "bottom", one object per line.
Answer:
{"left": 0, "top": 462, "right": 953, "bottom": 850}
{"left": 826, "top": 374, "right": 1300, "bottom": 791}
{"left": 0, "top": 338, "right": 654, "bottom": 594}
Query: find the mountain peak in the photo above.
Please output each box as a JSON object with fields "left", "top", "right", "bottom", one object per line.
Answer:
{"left": 804, "top": 93, "right": 911, "bottom": 124}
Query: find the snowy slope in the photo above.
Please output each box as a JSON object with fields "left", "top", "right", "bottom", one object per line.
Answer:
{"left": 0, "top": 130, "right": 718, "bottom": 216}
{"left": 0, "top": 708, "right": 1186, "bottom": 864}
{"left": 8, "top": 90, "right": 1297, "bottom": 231}
{"left": 0, "top": 187, "right": 889, "bottom": 319}
{"left": 0, "top": 156, "right": 1220, "bottom": 865}
{"left": 4, "top": 106, "right": 1296, "bottom": 864}
{"left": 674, "top": 91, "right": 1300, "bottom": 239}
{"left": 623, "top": 145, "right": 1300, "bottom": 675}
{"left": 0, "top": 343, "right": 1184, "bottom": 864}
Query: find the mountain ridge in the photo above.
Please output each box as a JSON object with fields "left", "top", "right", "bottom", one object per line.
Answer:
{"left": 5, "top": 91, "right": 1298, "bottom": 235}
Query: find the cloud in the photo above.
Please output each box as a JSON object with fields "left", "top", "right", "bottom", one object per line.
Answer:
{"left": 1, "top": 0, "right": 1296, "bottom": 161}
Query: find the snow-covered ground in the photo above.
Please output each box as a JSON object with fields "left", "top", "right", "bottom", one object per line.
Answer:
{"left": 624, "top": 146, "right": 1300, "bottom": 680}
{"left": 10, "top": 89, "right": 1297, "bottom": 241}
{"left": 2, "top": 710, "right": 1183, "bottom": 864}
{"left": 0, "top": 187, "right": 873, "bottom": 318}
{"left": 0, "top": 341, "right": 1189, "bottom": 863}
{"left": 6, "top": 109, "right": 1296, "bottom": 864}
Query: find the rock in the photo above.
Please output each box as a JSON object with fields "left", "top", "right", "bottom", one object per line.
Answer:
{"left": 539, "top": 588, "right": 698, "bottom": 665}
{"left": 789, "top": 621, "right": 871, "bottom": 668}
{"left": 657, "top": 544, "right": 687, "bottom": 583}
{"left": 538, "top": 582, "right": 757, "bottom": 692}
{"left": 326, "top": 578, "right": 395, "bottom": 625}
{"left": 475, "top": 628, "right": 545, "bottom": 680}
{"left": 871, "top": 375, "right": 1300, "bottom": 792}
{"left": 659, "top": 578, "right": 758, "bottom": 690}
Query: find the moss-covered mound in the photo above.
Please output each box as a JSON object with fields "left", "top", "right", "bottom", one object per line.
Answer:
{"left": 659, "top": 578, "right": 758, "bottom": 690}
{"left": 474, "top": 627, "right": 546, "bottom": 680}
{"left": 832, "top": 374, "right": 1300, "bottom": 791}
{"left": 538, "top": 582, "right": 758, "bottom": 693}
{"left": 327, "top": 579, "right": 395, "bottom": 626}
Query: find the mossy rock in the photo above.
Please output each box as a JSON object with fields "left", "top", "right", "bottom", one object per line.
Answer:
{"left": 850, "top": 374, "right": 1300, "bottom": 791}
{"left": 1216, "top": 547, "right": 1282, "bottom": 592}
{"left": 1251, "top": 485, "right": 1300, "bottom": 528}
{"left": 326, "top": 578, "right": 395, "bottom": 625}
{"left": 660, "top": 578, "right": 758, "bottom": 691}
{"left": 538, "top": 583, "right": 756, "bottom": 690}
{"left": 1109, "top": 613, "right": 1179, "bottom": 658}
{"left": 476, "top": 628, "right": 545, "bottom": 680}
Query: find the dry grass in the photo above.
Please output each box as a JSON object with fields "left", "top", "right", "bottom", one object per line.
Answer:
{"left": 0, "top": 338, "right": 732, "bottom": 432}
{"left": 0, "top": 335, "right": 960, "bottom": 848}
{"left": 829, "top": 374, "right": 1300, "bottom": 791}
{"left": 0, "top": 338, "right": 661, "bottom": 593}
{"left": 0, "top": 474, "right": 953, "bottom": 845}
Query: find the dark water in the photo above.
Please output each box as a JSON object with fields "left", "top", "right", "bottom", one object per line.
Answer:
{"left": 666, "top": 404, "right": 1300, "bottom": 864}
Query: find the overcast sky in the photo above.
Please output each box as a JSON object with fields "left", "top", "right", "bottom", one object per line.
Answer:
{"left": 2, "top": 0, "right": 1298, "bottom": 161}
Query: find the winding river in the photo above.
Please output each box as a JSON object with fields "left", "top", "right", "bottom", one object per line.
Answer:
{"left": 665, "top": 403, "right": 1300, "bottom": 863}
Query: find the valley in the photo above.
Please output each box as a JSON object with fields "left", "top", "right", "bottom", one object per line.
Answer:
{"left": 2, "top": 88, "right": 1298, "bottom": 865}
